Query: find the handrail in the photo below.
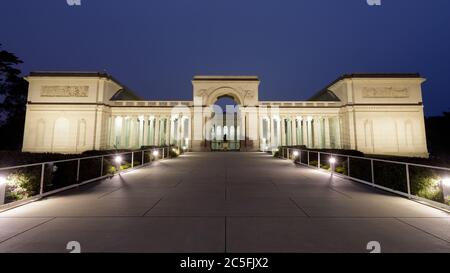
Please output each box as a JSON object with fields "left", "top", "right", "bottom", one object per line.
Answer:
{"left": 279, "top": 147, "right": 450, "bottom": 211}
{"left": 282, "top": 148, "right": 450, "bottom": 171}
{"left": 0, "top": 147, "right": 171, "bottom": 211}
{"left": 0, "top": 148, "right": 166, "bottom": 171}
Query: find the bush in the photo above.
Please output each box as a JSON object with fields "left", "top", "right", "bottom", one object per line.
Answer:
{"left": 4, "top": 167, "right": 41, "bottom": 203}
{"left": 409, "top": 166, "right": 445, "bottom": 203}
{"left": 169, "top": 148, "right": 179, "bottom": 158}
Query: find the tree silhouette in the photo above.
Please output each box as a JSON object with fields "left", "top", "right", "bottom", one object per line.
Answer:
{"left": 0, "top": 44, "right": 28, "bottom": 150}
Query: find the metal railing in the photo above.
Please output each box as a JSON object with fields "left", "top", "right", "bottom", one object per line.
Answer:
{"left": 0, "top": 147, "right": 170, "bottom": 211}
{"left": 211, "top": 141, "right": 241, "bottom": 151}
{"left": 279, "top": 147, "right": 450, "bottom": 211}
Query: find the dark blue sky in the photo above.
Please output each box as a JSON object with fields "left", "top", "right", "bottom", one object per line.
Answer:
{"left": 1, "top": 0, "right": 450, "bottom": 116}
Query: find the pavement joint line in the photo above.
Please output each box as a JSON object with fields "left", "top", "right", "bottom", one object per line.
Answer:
{"left": 141, "top": 197, "right": 164, "bottom": 217}
{"left": 0, "top": 217, "right": 56, "bottom": 245}
{"left": 327, "top": 187, "right": 353, "bottom": 199}
{"left": 3, "top": 215, "right": 448, "bottom": 219}
{"left": 288, "top": 197, "right": 311, "bottom": 218}
{"left": 97, "top": 186, "right": 125, "bottom": 199}
{"left": 394, "top": 217, "right": 450, "bottom": 244}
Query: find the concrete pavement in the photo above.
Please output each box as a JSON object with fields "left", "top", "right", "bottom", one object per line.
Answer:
{"left": 0, "top": 152, "right": 449, "bottom": 252}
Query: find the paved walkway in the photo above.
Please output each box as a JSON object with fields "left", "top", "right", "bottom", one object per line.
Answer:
{"left": 0, "top": 152, "right": 449, "bottom": 253}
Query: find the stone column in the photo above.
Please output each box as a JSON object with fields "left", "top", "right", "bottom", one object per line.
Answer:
{"left": 307, "top": 117, "right": 312, "bottom": 147}
{"left": 120, "top": 116, "right": 127, "bottom": 149}
{"left": 154, "top": 115, "right": 160, "bottom": 146}
{"left": 269, "top": 116, "right": 273, "bottom": 148}
{"left": 109, "top": 115, "right": 116, "bottom": 148}
{"left": 177, "top": 115, "right": 182, "bottom": 148}
{"left": 313, "top": 116, "right": 320, "bottom": 148}
{"left": 335, "top": 117, "right": 342, "bottom": 149}
{"left": 324, "top": 117, "right": 331, "bottom": 148}
{"left": 302, "top": 116, "right": 309, "bottom": 146}
{"left": 240, "top": 111, "right": 246, "bottom": 142}
{"left": 291, "top": 117, "right": 296, "bottom": 146}
{"left": 164, "top": 116, "right": 170, "bottom": 146}
{"left": 129, "top": 116, "right": 136, "bottom": 148}
{"left": 280, "top": 116, "right": 286, "bottom": 146}
{"left": 143, "top": 116, "right": 149, "bottom": 146}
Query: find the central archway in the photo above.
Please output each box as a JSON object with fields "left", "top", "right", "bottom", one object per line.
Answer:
{"left": 209, "top": 94, "right": 241, "bottom": 151}
{"left": 205, "top": 87, "right": 244, "bottom": 106}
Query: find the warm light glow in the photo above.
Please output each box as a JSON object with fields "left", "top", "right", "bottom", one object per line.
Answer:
{"left": 182, "top": 146, "right": 187, "bottom": 150}
{"left": 442, "top": 178, "right": 450, "bottom": 187}
{"left": 114, "top": 155, "right": 122, "bottom": 164}
{"left": 293, "top": 151, "right": 299, "bottom": 157}
{"left": 0, "top": 176, "right": 6, "bottom": 185}
{"left": 152, "top": 150, "right": 159, "bottom": 157}
{"left": 329, "top": 157, "right": 336, "bottom": 164}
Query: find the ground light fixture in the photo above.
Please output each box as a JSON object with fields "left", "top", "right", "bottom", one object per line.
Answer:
{"left": 329, "top": 157, "right": 336, "bottom": 164}
{"left": 329, "top": 157, "right": 337, "bottom": 176}
{"left": 442, "top": 177, "right": 450, "bottom": 204}
{"left": 0, "top": 176, "right": 6, "bottom": 185}
{"left": 0, "top": 176, "right": 6, "bottom": 205}
{"left": 152, "top": 150, "right": 159, "bottom": 157}
{"left": 292, "top": 150, "right": 299, "bottom": 158}
{"left": 182, "top": 146, "right": 187, "bottom": 151}
{"left": 442, "top": 177, "right": 450, "bottom": 187}
{"left": 114, "top": 155, "right": 122, "bottom": 164}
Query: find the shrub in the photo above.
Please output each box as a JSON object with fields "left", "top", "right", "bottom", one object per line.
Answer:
{"left": 4, "top": 168, "right": 41, "bottom": 203}
{"left": 169, "top": 148, "right": 179, "bottom": 158}
{"left": 409, "top": 166, "right": 444, "bottom": 203}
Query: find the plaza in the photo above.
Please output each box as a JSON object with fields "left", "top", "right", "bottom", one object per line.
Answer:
{"left": 0, "top": 152, "right": 448, "bottom": 253}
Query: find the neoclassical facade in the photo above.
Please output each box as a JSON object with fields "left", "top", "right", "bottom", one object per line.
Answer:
{"left": 22, "top": 72, "right": 429, "bottom": 157}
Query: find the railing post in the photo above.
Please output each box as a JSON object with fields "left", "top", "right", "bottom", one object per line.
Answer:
{"left": 371, "top": 159, "right": 375, "bottom": 186}
{"left": 100, "top": 156, "right": 104, "bottom": 177}
{"left": 287, "top": 148, "right": 290, "bottom": 159}
{"left": 131, "top": 152, "right": 134, "bottom": 168}
{"left": 406, "top": 164, "right": 411, "bottom": 199}
{"left": 318, "top": 152, "right": 320, "bottom": 168}
{"left": 76, "top": 159, "right": 80, "bottom": 182}
{"left": 141, "top": 150, "right": 144, "bottom": 165}
{"left": 39, "top": 163, "right": 45, "bottom": 195}
{"left": 307, "top": 151, "right": 310, "bottom": 165}
{"left": 347, "top": 156, "right": 350, "bottom": 177}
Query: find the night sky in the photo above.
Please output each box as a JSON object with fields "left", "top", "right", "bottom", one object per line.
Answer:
{"left": 1, "top": 0, "right": 450, "bottom": 116}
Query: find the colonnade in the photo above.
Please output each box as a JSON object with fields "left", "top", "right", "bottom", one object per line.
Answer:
{"left": 260, "top": 115, "right": 342, "bottom": 150}
{"left": 108, "top": 114, "right": 191, "bottom": 149}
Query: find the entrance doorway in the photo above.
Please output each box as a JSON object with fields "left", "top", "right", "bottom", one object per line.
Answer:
{"left": 209, "top": 96, "right": 240, "bottom": 151}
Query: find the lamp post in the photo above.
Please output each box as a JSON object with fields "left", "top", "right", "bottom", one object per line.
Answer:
{"left": 152, "top": 150, "right": 159, "bottom": 160}
{"left": 442, "top": 177, "right": 450, "bottom": 204}
{"left": 0, "top": 176, "right": 6, "bottom": 205}
{"left": 329, "top": 156, "right": 336, "bottom": 176}
{"left": 114, "top": 155, "right": 122, "bottom": 173}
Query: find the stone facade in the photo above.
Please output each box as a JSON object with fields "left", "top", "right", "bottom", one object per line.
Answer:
{"left": 22, "top": 72, "right": 429, "bottom": 157}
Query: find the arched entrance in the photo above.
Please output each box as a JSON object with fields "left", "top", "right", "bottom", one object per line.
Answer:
{"left": 191, "top": 76, "right": 260, "bottom": 152}
{"left": 209, "top": 95, "right": 241, "bottom": 151}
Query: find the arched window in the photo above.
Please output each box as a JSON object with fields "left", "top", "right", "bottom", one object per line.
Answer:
{"left": 36, "top": 119, "right": 45, "bottom": 147}
{"left": 77, "top": 119, "right": 87, "bottom": 147}
{"left": 53, "top": 117, "right": 70, "bottom": 148}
